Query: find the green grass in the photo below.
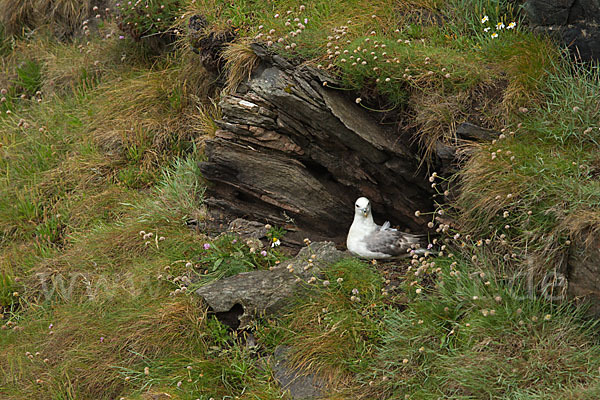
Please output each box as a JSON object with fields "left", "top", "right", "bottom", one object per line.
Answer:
{"left": 1, "top": 0, "right": 600, "bottom": 399}
{"left": 359, "top": 256, "right": 600, "bottom": 399}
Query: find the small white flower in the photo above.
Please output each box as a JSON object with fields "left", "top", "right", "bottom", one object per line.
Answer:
{"left": 481, "top": 15, "right": 489, "bottom": 24}
{"left": 496, "top": 22, "right": 505, "bottom": 30}
{"left": 491, "top": 32, "right": 498, "bottom": 39}
{"left": 507, "top": 22, "right": 516, "bottom": 29}
{"left": 484, "top": 27, "right": 491, "bottom": 32}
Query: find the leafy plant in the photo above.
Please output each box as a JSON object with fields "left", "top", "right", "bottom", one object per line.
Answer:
{"left": 14, "top": 59, "right": 42, "bottom": 94}
{"left": 197, "top": 234, "right": 281, "bottom": 280}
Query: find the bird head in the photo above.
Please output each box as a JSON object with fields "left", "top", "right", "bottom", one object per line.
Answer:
{"left": 354, "top": 197, "right": 371, "bottom": 218}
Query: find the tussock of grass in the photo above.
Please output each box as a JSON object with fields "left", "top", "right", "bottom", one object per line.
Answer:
{"left": 222, "top": 41, "right": 259, "bottom": 93}
{"left": 0, "top": 0, "right": 92, "bottom": 37}
{"left": 89, "top": 65, "right": 197, "bottom": 169}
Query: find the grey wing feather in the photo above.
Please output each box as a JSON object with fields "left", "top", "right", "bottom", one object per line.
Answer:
{"left": 365, "top": 229, "right": 424, "bottom": 257}
{"left": 380, "top": 221, "right": 396, "bottom": 231}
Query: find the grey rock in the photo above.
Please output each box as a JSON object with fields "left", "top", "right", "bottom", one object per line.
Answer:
{"left": 194, "top": 242, "right": 345, "bottom": 329}
{"left": 456, "top": 122, "right": 500, "bottom": 142}
{"left": 524, "top": 0, "right": 576, "bottom": 25}
{"left": 567, "top": 233, "right": 600, "bottom": 316}
{"left": 272, "top": 346, "right": 326, "bottom": 399}
{"left": 228, "top": 218, "right": 269, "bottom": 239}
{"left": 524, "top": 0, "right": 600, "bottom": 61}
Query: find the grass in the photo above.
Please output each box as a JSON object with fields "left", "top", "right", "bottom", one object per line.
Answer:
{"left": 1, "top": 0, "right": 600, "bottom": 399}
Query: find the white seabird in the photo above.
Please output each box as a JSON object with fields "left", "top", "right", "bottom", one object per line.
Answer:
{"left": 347, "top": 197, "right": 425, "bottom": 259}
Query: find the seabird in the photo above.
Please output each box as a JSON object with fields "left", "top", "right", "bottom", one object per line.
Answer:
{"left": 347, "top": 197, "right": 425, "bottom": 259}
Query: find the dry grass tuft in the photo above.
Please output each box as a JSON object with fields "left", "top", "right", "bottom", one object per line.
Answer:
{"left": 0, "top": 0, "right": 36, "bottom": 36}
{"left": 90, "top": 66, "right": 193, "bottom": 166}
{"left": 222, "top": 41, "right": 259, "bottom": 93}
{"left": 41, "top": 36, "right": 115, "bottom": 94}
{"left": 410, "top": 80, "right": 505, "bottom": 166}
{"left": 36, "top": 0, "right": 91, "bottom": 37}
{"left": 410, "top": 89, "right": 468, "bottom": 164}
{"left": 190, "top": 97, "right": 221, "bottom": 138}
{"left": 0, "top": 0, "right": 91, "bottom": 37}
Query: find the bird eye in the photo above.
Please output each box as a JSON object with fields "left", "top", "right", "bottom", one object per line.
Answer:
{"left": 355, "top": 204, "right": 359, "bottom": 207}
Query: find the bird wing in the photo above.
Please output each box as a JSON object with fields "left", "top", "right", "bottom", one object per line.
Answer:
{"left": 380, "top": 221, "right": 397, "bottom": 231}
{"left": 364, "top": 228, "right": 424, "bottom": 257}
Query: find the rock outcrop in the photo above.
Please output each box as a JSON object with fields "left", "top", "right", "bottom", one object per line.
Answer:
{"left": 524, "top": 0, "right": 600, "bottom": 62}
{"left": 199, "top": 44, "right": 435, "bottom": 242}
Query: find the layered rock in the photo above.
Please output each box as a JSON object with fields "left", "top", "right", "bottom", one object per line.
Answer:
{"left": 199, "top": 44, "right": 434, "bottom": 242}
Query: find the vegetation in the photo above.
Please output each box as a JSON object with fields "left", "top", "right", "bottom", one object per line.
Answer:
{"left": 1, "top": 0, "right": 600, "bottom": 399}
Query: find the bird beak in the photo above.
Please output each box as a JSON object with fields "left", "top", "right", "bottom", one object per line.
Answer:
{"left": 361, "top": 208, "right": 369, "bottom": 217}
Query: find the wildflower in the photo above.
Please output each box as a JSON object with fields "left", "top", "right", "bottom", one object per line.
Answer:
{"left": 261, "top": 250, "right": 267, "bottom": 256}
{"left": 544, "top": 314, "right": 551, "bottom": 321}
{"left": 299, "top": 5, "right": 305, "bottom": 11}
{"left": 573, "top": 106, "right": 581, "bottom": 112}
{"left": 355, "top": 97, "right": 362, "bottom": 104}
{"left": 337, "top": 277, "right": 344, "bottom": 284}
{"left": 203, "top": 243, "right": 211, "bottom": 250}
{"left": 507, "top": 22, "right": 516, "bottom": 29}
{"left": 322, "top": 280, "right": 330, "bottom": 287}
{"left": 100, "top": 336, "right": 105, "bottom": 343}
{"left": 415, "top": 210, "right": 421, "bottom": 217}
{"left": 402, "top": 358, "right": 409, "bottom": 364}
{"left": 185, "top": 262, "right": 192, "bottom": 268}
{"left": 415, "top": 288, "right": 422, "bottom": 294}
{"left": 352, "top": 288, "right": 359, "bottom": 295}
{"left": 481, "top": 15, "right": 489, "bottom": 23}
{"left": 496, "top": 22, "right": 505, "bottom": 30}
{"left": 491, "top": 32, "right": 498, "bottom": 39}
{"left": 308, "top": 277, "right": 316, "bottom": 284}
{"left": 272, "top": 237, "right": 281, "bottom": 247}
{"left": 119, "top": 35, "right": 125, "bottom": 39}
{"left": 144, "top": 367, "right": 150, "bottom": 375}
